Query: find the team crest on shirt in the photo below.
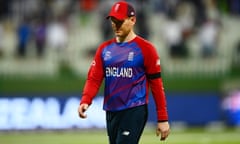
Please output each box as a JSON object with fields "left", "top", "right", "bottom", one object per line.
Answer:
{"left": 128, "top": 52, "right": 134, "bottom": 61}
{"left": 104, "top": 51, "right": 112, "bottom": 61}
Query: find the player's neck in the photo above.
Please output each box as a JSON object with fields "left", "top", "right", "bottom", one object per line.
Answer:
{"left": 116, "top": 30, "right": 136, "bottom": 43}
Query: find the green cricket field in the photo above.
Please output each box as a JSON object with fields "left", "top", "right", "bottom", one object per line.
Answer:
{"left": 1, "top": 127, "right": 240, "bottom": 144}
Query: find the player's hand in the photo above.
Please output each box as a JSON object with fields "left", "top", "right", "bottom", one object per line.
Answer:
{"left": 156, "top": 121, "right": 170, "bottom": 141}
{"left": 78, "top": 103, "right": 89, "bottom": 118}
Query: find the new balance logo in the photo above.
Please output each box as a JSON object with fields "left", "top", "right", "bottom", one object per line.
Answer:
{"left": 122, "top": 131, "right": 130, "bottom": 136}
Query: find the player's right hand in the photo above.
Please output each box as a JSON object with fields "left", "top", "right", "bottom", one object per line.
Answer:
{"left": 78, "top": 104, "right": 89, "bottom": 118}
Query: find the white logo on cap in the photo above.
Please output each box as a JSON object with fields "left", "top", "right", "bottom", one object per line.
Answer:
{"left": 114, "top": 4, "right": 120, "bottom": 12}
{"left": 130, "top": 11, "right": 135, "bottom": 16}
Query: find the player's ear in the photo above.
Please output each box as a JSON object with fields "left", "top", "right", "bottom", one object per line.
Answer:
{"left": 130, "top": 16, "right": 136, "bottom": 24}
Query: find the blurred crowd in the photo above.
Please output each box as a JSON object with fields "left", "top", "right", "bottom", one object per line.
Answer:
{"left": 0, "top": 0, "right": 240, "bottom": 76}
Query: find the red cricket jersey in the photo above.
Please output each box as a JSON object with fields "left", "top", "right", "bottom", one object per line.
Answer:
{"left": 80, "top": 36, "right": 168, "bottom": 121}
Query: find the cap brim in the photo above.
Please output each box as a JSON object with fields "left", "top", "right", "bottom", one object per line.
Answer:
{"left": 106, "top": 15, "right": 126, "bottom": 21}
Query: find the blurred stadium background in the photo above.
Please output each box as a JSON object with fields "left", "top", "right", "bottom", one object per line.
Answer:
{"left": 0, "top": 0, "right": 240, "bottom": 144}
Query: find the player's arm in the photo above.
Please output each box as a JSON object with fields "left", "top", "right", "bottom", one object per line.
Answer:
{"left": 143, "top": 43, "right": 168, "bottom": 121}
{"left": 147, "top": 58, "right": 170, "bottom": 141}
{"left": 143, "top": 42, "right": 170, "bottom": 140}
{"left": 147, "top": 73, "right": 168, "bottom": 121}
{"left": 78, "top": 46, "right": 104, "bottom": 118}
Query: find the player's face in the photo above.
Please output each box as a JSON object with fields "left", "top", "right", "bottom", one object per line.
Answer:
{"left": 110, "top": 17, "right": 135, "bottom": 38}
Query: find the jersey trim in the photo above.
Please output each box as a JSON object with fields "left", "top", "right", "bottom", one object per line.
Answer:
{"left": 146, "top": 72, "right": 161, "bottom": 79}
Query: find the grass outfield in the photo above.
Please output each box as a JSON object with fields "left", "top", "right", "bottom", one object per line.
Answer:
{"left": 1, "top": 128, "right": 240, "bottom": 144}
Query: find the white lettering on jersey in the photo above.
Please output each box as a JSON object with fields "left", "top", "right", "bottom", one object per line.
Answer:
{"left": 156, "top": 59, "right": 160, "bottom": 65}
{"left": 106, "top": 67, "right": 133, "bottom": 78}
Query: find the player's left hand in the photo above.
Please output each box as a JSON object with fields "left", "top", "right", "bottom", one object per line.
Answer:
{"left": 156, "top": 121, "right": 170, "bottom": 141}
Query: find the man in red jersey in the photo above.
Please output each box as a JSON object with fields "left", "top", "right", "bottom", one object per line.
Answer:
{"left": 78, "top": 1, "right": 170, "bottom": 143}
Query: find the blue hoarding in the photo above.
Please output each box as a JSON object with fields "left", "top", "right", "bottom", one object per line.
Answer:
{"left": 0, "top": 92, "right": 227, "bottom": 130}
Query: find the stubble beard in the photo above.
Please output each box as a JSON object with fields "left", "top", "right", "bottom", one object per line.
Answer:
{"left": 115, "top": 30, "right": 131, "bottom": 42}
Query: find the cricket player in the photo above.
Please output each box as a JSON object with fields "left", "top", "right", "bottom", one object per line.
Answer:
{"left": 78, "top": 1, "right": 170, "bottom": 143}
